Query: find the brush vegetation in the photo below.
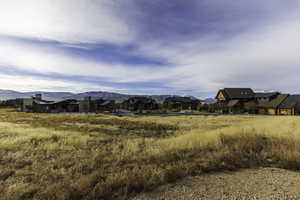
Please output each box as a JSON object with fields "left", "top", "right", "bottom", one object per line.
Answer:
{"left": 1, "top": 109, "right": 300, "bottom": 199}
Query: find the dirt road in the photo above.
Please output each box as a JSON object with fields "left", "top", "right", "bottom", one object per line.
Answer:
{"left": 131, "top": 168, "right": 300, "bottom": 200}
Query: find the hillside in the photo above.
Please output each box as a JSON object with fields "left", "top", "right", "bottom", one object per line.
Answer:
{"left": 0, "top": 89, "right": 201, "bottom": 103}
{"left": 0, "top": 90, "right": 73, "bottom": 101}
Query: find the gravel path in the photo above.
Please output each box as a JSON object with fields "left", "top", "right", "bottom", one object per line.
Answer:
{"left": 131, "top": 168, "right": 300, "bottom": 200}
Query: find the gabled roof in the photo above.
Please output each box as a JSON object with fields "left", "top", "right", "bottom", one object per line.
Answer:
{"left": 33, "top": 100, "right": 54, "bottom": 104}
{"left": 217, "top": 88, "right": 254, "bottom": 99}
{"left": 227, "top": 100, "right": 240, "bottom": 107}
{"left": 34, "top": 99, "right": 79, "bottom": 105}
{"left": 278, "top": 95, "right": 300, "bottom": 109}
{"left": 100, "top": 100, "right": 115, "bottom": 106}
{"left": 255, "top": 92, "right": 279, "bottom": 98}
{"left": 257, "top": 94, "right": 289, "bottom": 108}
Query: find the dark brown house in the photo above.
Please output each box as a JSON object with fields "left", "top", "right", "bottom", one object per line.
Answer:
{"left": 79, "top": 97, "right": 116, "bottom": 113}
{"left": 32, "top": 99, "right": 79, "bottom": 113}
{"left": 257, "top": 94, "right": 289, "bottom": 115}
{"left": 254, "top": 92, "right": 280, "bottom": 102}
{"left": 21, "top": 94, "right": 53, "bottom": 112}
{"left": 215, "top": 88, "right": 255, "bottom": 113}
{"left": 216, "top": 88, "right": 255, "bottom": 102}
{"left": 79, "top": 96, "right": 93, "bottom": 113}
{"left": 163, "top": 97, "right": 200, "bottom": 111}
{"left": 278, "top": 95, "right": 300, "bottom": 115}
{"left": 121, "top": 97, "right": 158, "bottom": 112}
{"left": 0, "top": 98, "right": 23, "bottom": 108}
{"left": 94, "top": 99, "right": 116, "bottom": 113}
{"left": 226, "top": 100, "right": 245, "bottom": 114}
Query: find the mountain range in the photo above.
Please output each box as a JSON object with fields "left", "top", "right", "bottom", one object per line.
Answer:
{"left": 0, "top": 89, "right": 214, "bottom": 103}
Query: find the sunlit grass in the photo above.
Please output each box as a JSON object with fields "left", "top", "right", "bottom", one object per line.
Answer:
{"left": 1, "top": 109, "right": 300, "bottom": 199}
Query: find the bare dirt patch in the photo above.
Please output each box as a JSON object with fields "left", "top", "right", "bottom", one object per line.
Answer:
{"left": 132, "top": 168, "right": 300, "bottom": 200}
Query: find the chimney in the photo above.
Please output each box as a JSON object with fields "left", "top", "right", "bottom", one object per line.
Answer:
{"left": 84, "top": 96, "right": 92, "bottom": 101}
{"left": 35, "top": 94, "right": 42, "bottom": 101}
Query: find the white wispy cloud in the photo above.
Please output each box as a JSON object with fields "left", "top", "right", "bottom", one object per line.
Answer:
{"left": 137, "top": 13, "right": 300, "bottom": 94}
{"left": 0, "top": 37, "right": 174, "bottom": 83}
{"left": 0, "top": 0, "right": 133, "bottom": 44}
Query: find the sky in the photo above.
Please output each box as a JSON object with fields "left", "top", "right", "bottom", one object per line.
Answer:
{"left": 1, "top": 0, "right": 300, "bottom": 98}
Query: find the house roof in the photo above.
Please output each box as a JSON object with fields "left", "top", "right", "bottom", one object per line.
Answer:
{"left": 34, "top": 99, "right": 79, "bottom": 105}
{"left": 55, "top": 99, "right": 79, "bottom": 105}
{"left": 257, "top": 94, "right": 289, "bottom": 108}
{"left": 126, "top": 97, "right": 157, "bottom": 104}
{"left": 100, "top": 100, "right": 115, "bottom": 106}
{"left": 227, "top": 100, "right": 240, "bottom": 107}
{"left": 217, "top": 88, "right": 255, "bottom": 99}
{"left": 278, "top": 95, "right": 300, "bottom": 109}
{"left": 255, "top": 92, "right": 279, "bottom": 98}
{"left": 33, "top": 100, "right": 54, "bottom": 104}
{"left": 164, "top": 97, "right": 195, "bottom": 103}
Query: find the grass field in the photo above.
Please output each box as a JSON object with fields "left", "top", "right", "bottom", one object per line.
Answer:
{"left": 1, "top": 109, "right": 300, "bottom": 200}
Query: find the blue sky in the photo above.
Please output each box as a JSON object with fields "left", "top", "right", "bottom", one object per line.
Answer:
{"left": 0, "top": 0, "right": 300, "bottom": 98}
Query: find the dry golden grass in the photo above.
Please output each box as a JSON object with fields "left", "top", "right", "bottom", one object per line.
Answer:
{"left": 1, "top": 109, "right": 300, "bottom": 199}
